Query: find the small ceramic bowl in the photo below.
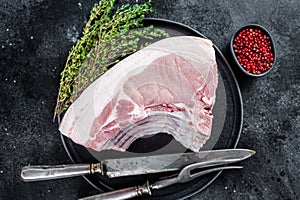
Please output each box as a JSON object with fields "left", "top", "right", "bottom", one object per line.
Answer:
{"left": 230, "top": 24, "right": 276, "bottom": 77}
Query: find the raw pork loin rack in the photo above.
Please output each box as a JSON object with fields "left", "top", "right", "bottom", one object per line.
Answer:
{"left": 59, "top": 36, "right": 218, "bottom": 152}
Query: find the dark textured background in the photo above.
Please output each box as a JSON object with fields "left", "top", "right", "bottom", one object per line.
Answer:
{"left": 0, "top": 0, "right": 299, "bottom": 199}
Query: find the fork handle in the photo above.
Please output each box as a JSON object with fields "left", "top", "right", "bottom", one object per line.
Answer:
{"left": 79, "top": 181, "right": 151, "bottom": 200}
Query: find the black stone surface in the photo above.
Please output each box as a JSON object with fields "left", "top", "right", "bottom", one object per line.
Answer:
{"left": 0, "top": 0, "right": 299, "bottom": 199}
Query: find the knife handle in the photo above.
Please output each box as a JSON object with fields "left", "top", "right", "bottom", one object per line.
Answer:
{"left": 79, "top": 181, "right": 151, "bottom": 200}
{"left": 21, "top": 163, "right": 102, "bottom": 182}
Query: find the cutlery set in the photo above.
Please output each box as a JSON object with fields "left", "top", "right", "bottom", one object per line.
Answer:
{"left": 21, "top": 149, "right": 255, "bottom": 200}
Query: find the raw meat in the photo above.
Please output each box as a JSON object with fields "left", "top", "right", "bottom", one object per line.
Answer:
{"left": 59, "top": 36, "right": 218, "bottom": 152}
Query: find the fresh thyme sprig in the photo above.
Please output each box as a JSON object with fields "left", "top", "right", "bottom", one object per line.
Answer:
{"left": 54, "top": 0, "right": 169, "bottom": 118}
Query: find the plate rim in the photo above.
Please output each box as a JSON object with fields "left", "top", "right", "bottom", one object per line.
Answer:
{"left": 59, "top": 17, "right": 244, "bottom": 199}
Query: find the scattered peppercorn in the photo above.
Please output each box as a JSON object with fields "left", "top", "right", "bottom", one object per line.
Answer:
{"left": 233, "top": 28, "right": 274, "bottom": 75}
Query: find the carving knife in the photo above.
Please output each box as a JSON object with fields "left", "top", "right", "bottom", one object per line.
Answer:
{"left": 21, "top": 149, "right": 255, "bottom": 181}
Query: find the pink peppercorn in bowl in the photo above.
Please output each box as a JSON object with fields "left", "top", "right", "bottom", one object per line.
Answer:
{"left": 230, "top": 24, "right": 276, "bottom": 77}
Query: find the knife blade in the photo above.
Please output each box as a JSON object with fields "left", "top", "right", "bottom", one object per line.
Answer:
{"left": 21, "top": 149, "right": 255, "bottom": 181}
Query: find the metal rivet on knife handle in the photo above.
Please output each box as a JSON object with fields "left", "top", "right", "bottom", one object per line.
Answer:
{"left": 89, "top": 163, "right": 102, "bottom": 175}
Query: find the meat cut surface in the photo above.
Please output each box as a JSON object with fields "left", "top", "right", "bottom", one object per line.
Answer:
{"left": 59, "top": 36, "right": 218, "bottom": 152}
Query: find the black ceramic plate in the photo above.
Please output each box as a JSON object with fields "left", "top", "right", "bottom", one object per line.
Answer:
{"left": 60, "top": 18, "right": 243, "bottom": 199}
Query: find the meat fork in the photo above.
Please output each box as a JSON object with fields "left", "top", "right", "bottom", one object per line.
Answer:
{"left": 79, "top": 163, "right": 243, "bottom": 200}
